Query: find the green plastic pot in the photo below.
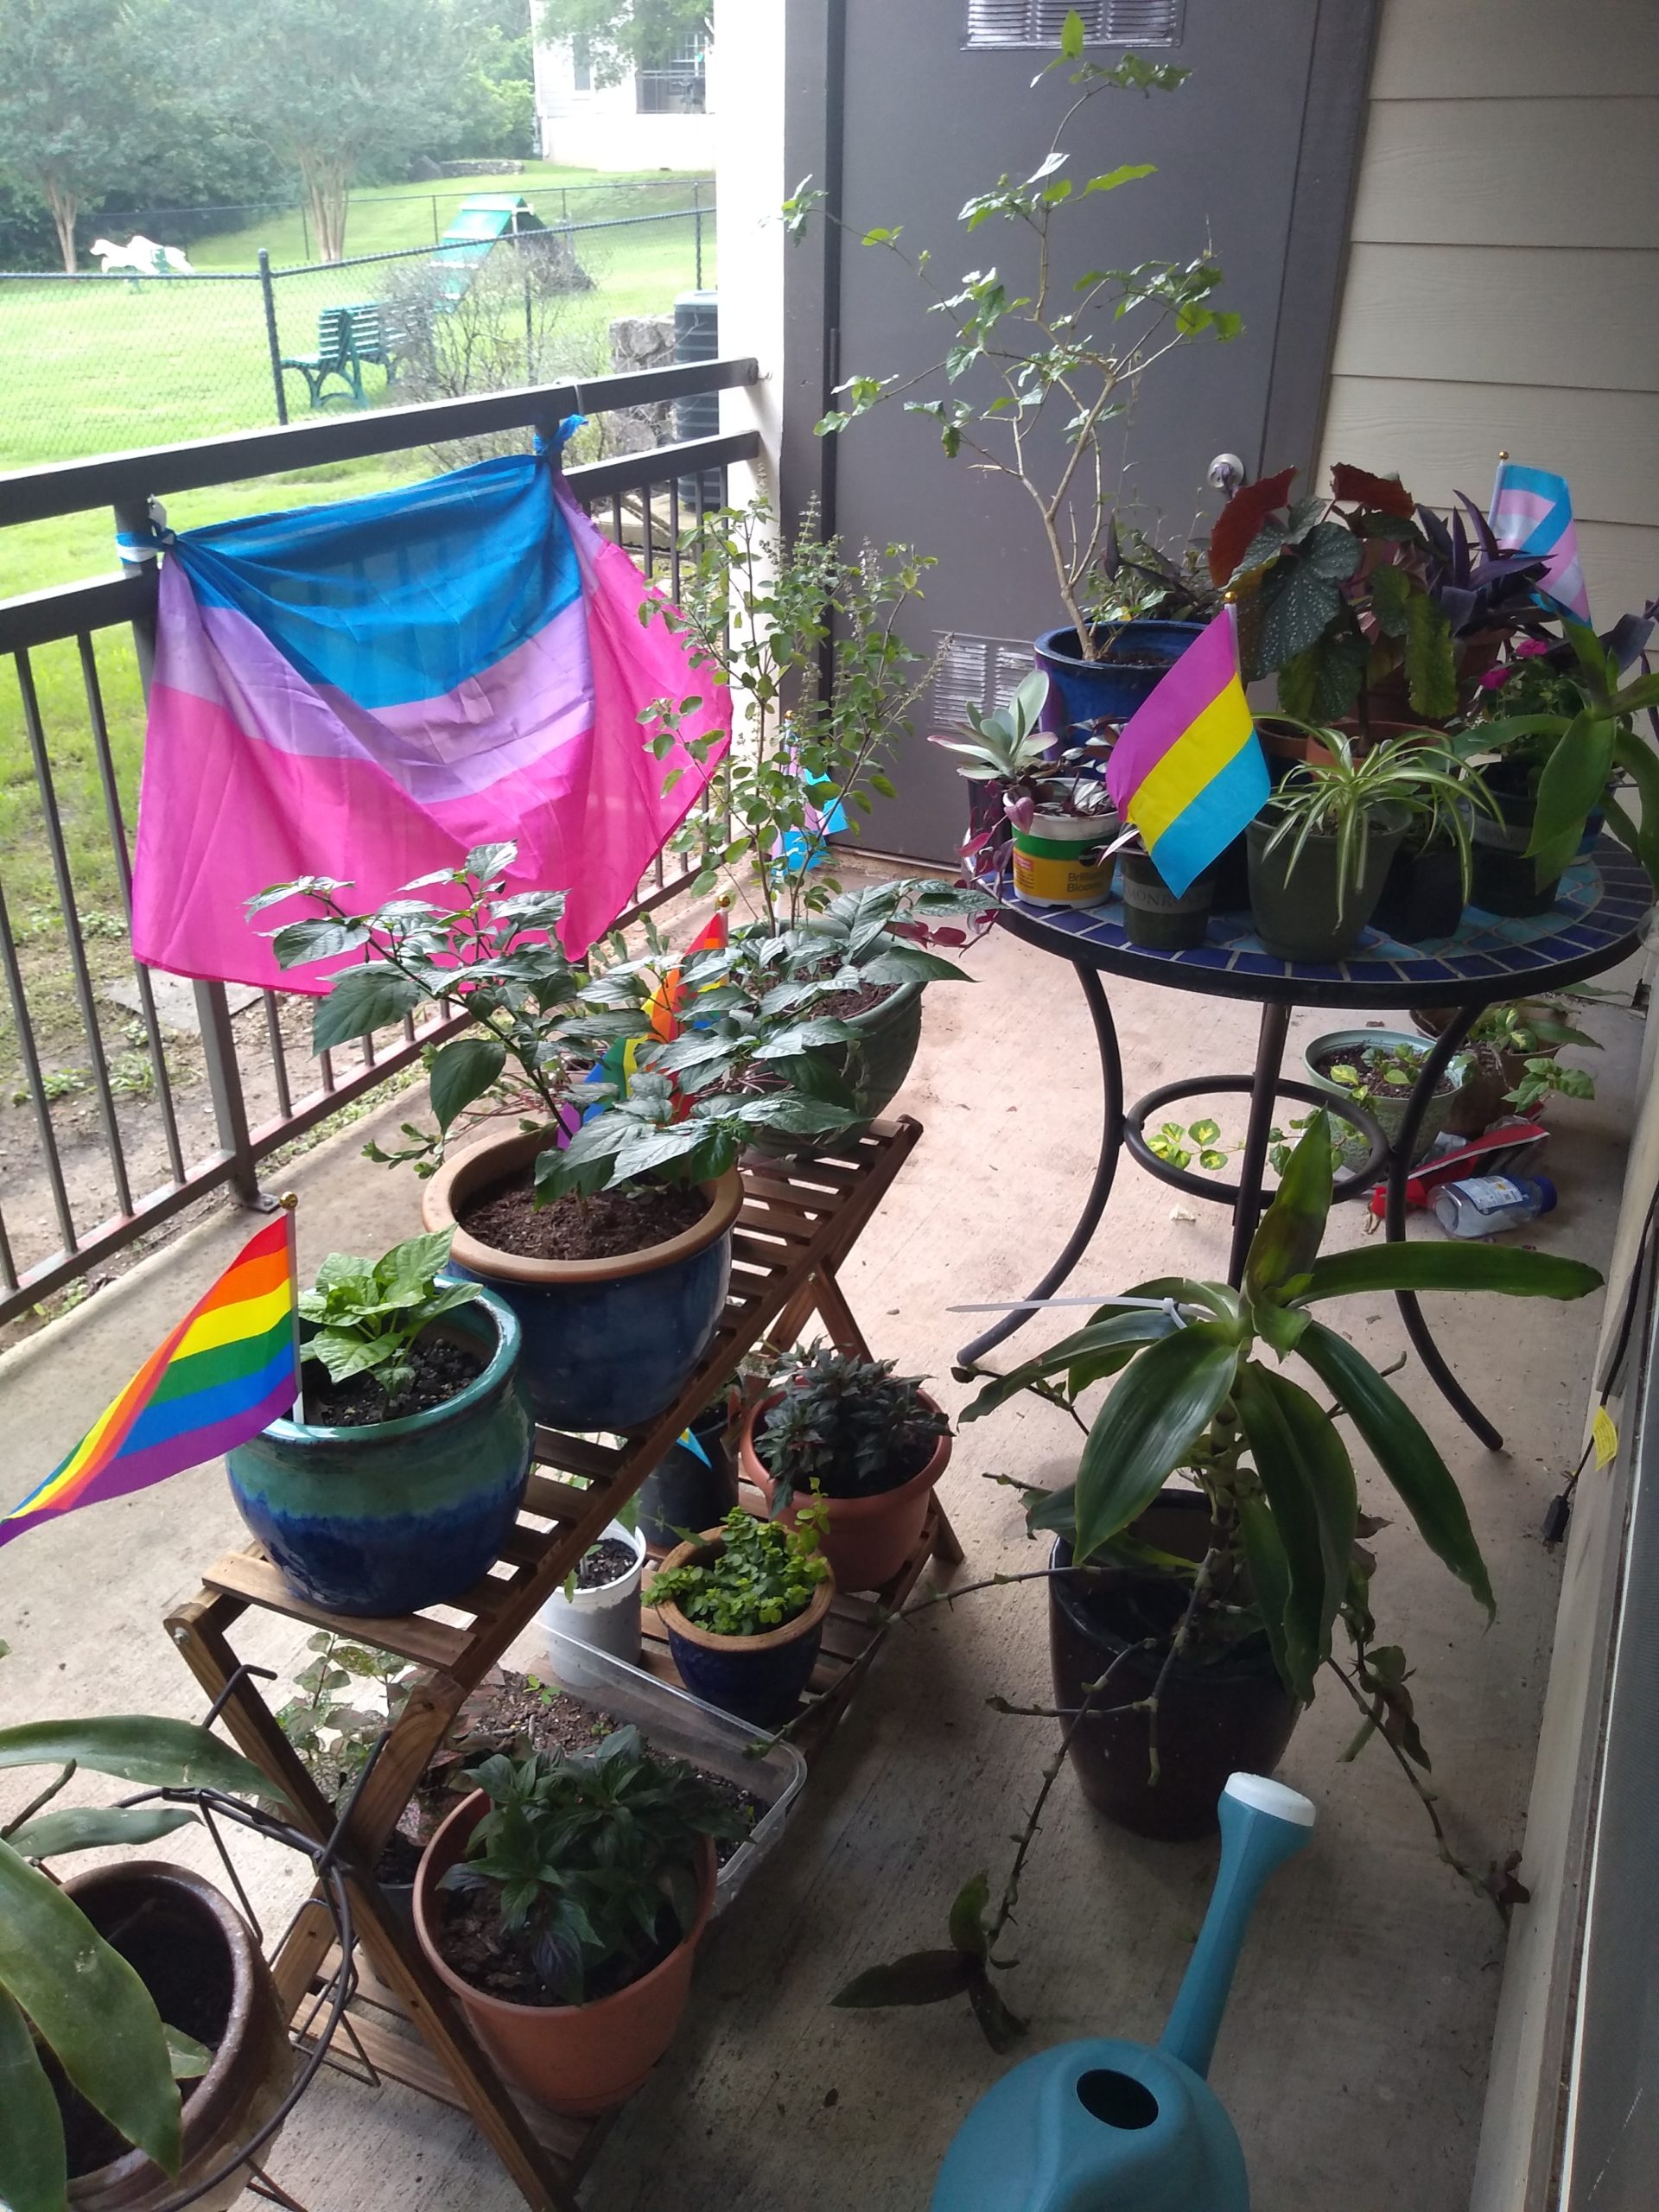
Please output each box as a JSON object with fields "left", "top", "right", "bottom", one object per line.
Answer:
{"left": 1119, "top": 852, "right": 1214, "bottom": 951}
{"left": 1246, "top": 806, "right": 1406, "bottom": 963}
{"left": 1471, "top": 781, "right": 1561, "bottom": 917}
{"left": 1304, "top": 1028, "right": 1471, "bottom": 1168}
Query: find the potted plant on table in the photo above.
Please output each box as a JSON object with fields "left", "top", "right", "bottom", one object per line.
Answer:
{"left": 255, "top": 847, "right": 861, "bottom": 1434}
{"left": 0, "top": 1708, "right": 292, "bottom": 2212}
{"left": 1245, "top": 728, "right": 1477, "bottom": 961}
{"left": 786, "top": 23, "right": 1239, "bottom": 744}
{"left": 647, "top": 1505, "right": 834, "bottom": 1726}
{"left": 412, "top": 1726, "right": 747, "bottom": 2116}
{"left": 741, "top": 1342, "right": 953, "bottom": 1592}
{"left": 1370, "top": 734, "right": 1496, "bottom": 943}
{"left": 1471, "top": 607, "right": 1659, "bottom": 913}
{"left": 225, "top": 1231, "right": 532, "bottom": 1619}
{"left": 931, "top": 670, "right": 1119, "bottom": 910}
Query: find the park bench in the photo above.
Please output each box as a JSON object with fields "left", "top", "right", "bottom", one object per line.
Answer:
{"left": 343, "top": 302, "right": 405, "bottom": 385}
{"left": 279, "top": 305, "right": 364, "bottom": 409}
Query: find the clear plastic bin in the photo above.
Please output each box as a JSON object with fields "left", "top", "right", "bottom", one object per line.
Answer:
{"left": 528, "top": 1626, "right": 809, "bottom": 1914}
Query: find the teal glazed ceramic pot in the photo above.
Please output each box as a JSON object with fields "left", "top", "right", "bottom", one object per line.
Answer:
{"left": 226, "top": 1288, "right": 531, "bottom": 1617}
{"left": 422, "top": 1128, "right": 741, "bottom": 1434}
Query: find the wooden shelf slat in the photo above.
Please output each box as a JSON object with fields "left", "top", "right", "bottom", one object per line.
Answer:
{"left": 201, "top": 1551, "right": 471, "bottom": 1670}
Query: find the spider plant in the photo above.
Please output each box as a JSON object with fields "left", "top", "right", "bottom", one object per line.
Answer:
{"left": 1261, "top": 728, "right": 1489, "bottom": 916}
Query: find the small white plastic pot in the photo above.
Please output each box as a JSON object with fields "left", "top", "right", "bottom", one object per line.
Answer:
{"left": 535, "top": 1517, "right": 647, "bottom": 1665}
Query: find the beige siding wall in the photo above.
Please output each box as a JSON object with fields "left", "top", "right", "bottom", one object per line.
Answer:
{"left": 1317, "top": 0, "right": 1659, "bottom": 622}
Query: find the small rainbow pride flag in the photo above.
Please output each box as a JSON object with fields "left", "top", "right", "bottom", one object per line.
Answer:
{"left": 0, "top": 1215, "right": 299, "bottom": 1551}
{"left": 1105, "top": 605, "right": 1268, "bottom": 897}
{"left": 1490, "top": 461, "right": 1591, "bottom": 623}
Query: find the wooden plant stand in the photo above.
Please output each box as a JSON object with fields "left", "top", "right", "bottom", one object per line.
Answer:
{"left": 166, "top": 1118, "right": 960, "bottom": 2210}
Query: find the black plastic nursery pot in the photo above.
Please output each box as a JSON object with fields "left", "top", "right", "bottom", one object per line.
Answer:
{"left": 1470, "top": 777, "right": 1560, "bottom": 918}
{"left": 1048, "top": 1494, "right": 1301, "bottom": 1843}
{"left": 62, "top": 1863, "right": 295, "bottom": 2210}
{"left": 1118, "top": 851, "right": 1214, "bottom": 951}
{"left": 1245, "top": 806, "right": 1406, "bottom": 963}
{"left": 1373, "top": 836, "right": 1465, "bottom": 943}
{"left": 637, "top": 1404, "right": 739, "bottom": 1553}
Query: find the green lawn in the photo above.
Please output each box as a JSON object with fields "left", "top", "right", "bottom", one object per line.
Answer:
{"left": 0, "top": 162, "right": 715, "bottom": 475}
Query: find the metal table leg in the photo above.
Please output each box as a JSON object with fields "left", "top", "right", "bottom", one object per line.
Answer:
{"left": 1226, "top": 1002, "right": 1293, "bottom": 1287}
{"left": 1385, "top": 1003, "right": 1503, "bottom": 1451}
{"left": 957, "top": 959, "right": 1124, "bottom": 1366}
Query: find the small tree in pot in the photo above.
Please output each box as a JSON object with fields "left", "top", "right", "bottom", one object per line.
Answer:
{"left": 744, "top": 1341, "right": 953, "bottom": 1592}
{"left": 414, "top": 1726, "right": 747, "bottom": 2115}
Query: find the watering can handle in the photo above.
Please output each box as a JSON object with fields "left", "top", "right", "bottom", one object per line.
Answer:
{"left": 1158, "top": 1773, "right": 1315, "bottom": 2081}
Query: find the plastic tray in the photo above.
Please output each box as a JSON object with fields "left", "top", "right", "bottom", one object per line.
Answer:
{"left": 526, "top": 1626, "right": 808, "bottom": 1913}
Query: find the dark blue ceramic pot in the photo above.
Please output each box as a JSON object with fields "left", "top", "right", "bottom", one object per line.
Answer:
{"left": 1035, "top": 620, "right": 1205, "bottom": 741}
{"left": 423, "top": 1130, "right": 741, "bottom": 1434}
{"left": 226, "top": 1289, "right": 531, "bottom": 1618}
{"left": 653, "top": 1530, "right": 834, "bottom": 1726}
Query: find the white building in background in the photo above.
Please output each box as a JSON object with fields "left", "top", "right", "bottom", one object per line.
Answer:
{"left": 532, "top": 22, "right": 715, "bottom": 170}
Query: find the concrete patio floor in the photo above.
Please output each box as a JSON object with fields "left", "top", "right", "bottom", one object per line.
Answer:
{"left": 0, "top": 905, "right": 1643, "bottom": 2212}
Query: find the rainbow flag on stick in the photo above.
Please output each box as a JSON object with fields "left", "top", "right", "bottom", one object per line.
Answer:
{"left": 1, "top": 1214, "right": 299, "bottom": 1551}
{"left": 1105, "top": 605, "right": 1268, "bottom": 897}
{"left": 1489, "top": 460, "right": 1591, "bottom": 623}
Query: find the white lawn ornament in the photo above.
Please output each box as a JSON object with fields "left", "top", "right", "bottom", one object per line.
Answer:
{"left": 90, "top": 234, "right": 194, "bottom": 276}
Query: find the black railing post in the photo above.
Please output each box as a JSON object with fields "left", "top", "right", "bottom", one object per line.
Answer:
{"left": 693, "top": 181, "right": 703, "bottom": 289}
{"left": 257, "top": 249, "right": 289, "bottom": 426}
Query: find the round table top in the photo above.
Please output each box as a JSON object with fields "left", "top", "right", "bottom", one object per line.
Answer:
{"left": 989, "top": 838, "right": 1654, "bottom": 1008}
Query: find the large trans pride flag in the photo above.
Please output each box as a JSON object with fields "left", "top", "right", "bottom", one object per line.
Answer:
{"left": 132, "top": 442, "right": 728, "bottom": 988}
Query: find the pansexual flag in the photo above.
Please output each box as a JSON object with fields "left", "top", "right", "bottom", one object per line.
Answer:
{"left": 1105, "top": 604, "right": 1268, "bottom": 897}
{"left": 1490, "top": 461, "right": 1591, "bottom": 622}
{"left": 0, "top": 1217, "right": 299, "bottom": 1550}
{"left": 130, "top": 435, "right": 729, "bottom": 991}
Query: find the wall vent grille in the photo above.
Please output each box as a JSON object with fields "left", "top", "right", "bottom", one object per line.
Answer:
{"left": 965, "top": 1, "right": 1185, "bottom": 51}
{"left": 931, "top": 632, "right": 1035, "bottom": 734}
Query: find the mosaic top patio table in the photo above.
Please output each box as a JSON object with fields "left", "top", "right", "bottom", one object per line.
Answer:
{"left": 962, "top": 839, "right": 1654, "bottom": 1451}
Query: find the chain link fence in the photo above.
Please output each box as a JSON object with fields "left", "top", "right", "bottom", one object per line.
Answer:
{"left": 0, "top": 196, "right": 714, "bottom": 469}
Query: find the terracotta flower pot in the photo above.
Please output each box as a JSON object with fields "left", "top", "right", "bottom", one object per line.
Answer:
{"left": 63, "top": 1864, "right": 295, "bottom": 2211}
{"left": 413, "top": 1791, "right": 715, "bottom": 2116}
{"left": 652, "top": 1529, "right": 836, "bottom": 1724}
{"left": 741, "top": 1391, "right": 951, "bottom": 1592}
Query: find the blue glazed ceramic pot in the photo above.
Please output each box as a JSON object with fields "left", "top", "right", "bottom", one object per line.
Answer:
{"left": 226, "top": 1288, "right": 531, "bottom": 1618}
{"left": 1035, "top": 620, "right": 1205, "bottom": 741}
{"left": 422, "top": 1129, "right": 742, "bottom": 1434}
{"left": 652, "top": 1529, "right": 835, "bottom": 1726}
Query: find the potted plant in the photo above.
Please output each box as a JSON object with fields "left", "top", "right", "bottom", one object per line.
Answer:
{"left": 0, "top": 1709, "right": 292, "bottom": 2212}
{"left": 536, "top": 1519, "right": 650, "bottom": 1664}
{"left": 1115, "top": 834, "right": 1216, "bottom": 951}
{"left": 256, "top": 847, "right": 858, "bottom": 1433}
{"left": 646, "top": 1506, "right": 834, "bottom": 1726}
{"left": 931, "top": 670, "right": 1119, "bottom": 909}
{"left": 1244, "top": 728, "right": 1472, "bottom": 962}
{"left": 411, "top": 1726, "right": 747, "bottom": 2115}
{"left": 1370, "top": 736, "right": 1496, "bottom": 942}
{"left": 1415, "top": 995, "right": 1605, "bottom": 1135}
{"left": 642, "top": 494, "right": 988, "bottom": 1117}
{"left": 741, "top": 1342, "right": 952, "bottom": 1592}
{"left": 786, "top": 27, "right": 1239, "bottom": 742}
{"left": 225, "top": 1231, "right": 532, "bottom": 1618}
{"left": 1472, "top": 607, "right": 1659, "bottom": 912}
{"left": 1302, "top": 1031, "right": 1472, "bottom": 1166}
{"left": 955, "top": 1111, "right": 1601, "bottom": 1838}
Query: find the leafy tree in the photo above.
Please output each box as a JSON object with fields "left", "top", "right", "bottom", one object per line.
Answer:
{"left": 537, "top": 0, "right": 709, "bottom": 89}
{"left": 0, "top": 0, "right": 175, "bottom": 270}
{"left": 204, "top": 0, "right": 465, "bottom": 261}
{"left": 436, "top": 0, "right": 537, "bottom": 161}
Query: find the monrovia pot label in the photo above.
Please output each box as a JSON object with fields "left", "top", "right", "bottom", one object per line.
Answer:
{"left": 1123, "top": 876, "right": 1207, "bottom": 916}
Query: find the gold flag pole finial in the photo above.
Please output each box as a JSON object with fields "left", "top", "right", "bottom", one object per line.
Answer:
{"left": 277, "top": 1191, "right": 298, "bottom": 1211}
{"left": 1497, "top": 449, "right": 1509, "bottom": 462}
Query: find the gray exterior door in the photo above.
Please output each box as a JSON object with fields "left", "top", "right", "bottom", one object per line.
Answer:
{"left": 785, "top": 0, "right": 1376, "bottom": 861}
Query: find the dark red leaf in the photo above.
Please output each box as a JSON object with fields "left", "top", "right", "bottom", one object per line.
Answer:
{"left": 1209, "top": 466, "right": 1297, "bottom": 585}
{"left": 1330, "top": 462, "right": 1414, "bottom": 517}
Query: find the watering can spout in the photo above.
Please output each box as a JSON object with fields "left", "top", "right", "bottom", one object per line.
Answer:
{"left": 1158, "top": 1772, "right": 1314, "bottom": 2081}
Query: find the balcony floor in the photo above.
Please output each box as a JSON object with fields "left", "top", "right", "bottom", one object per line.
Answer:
{"left": 0, "top": 896, "right": 1643, "bottom": 2212}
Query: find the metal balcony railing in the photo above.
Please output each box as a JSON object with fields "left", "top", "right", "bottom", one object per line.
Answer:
{"left": 0, "top": 358, "right": 759, "bottom": 1325}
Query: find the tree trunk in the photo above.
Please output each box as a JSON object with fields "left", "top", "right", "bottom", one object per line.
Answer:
{"left": 299, "top": 151, "right": 349, "bottom": 264}
{"left": 44, "top": 180, "right": 79, "bottom": 273}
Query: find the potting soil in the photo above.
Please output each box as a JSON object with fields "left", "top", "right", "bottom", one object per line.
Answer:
{"left": 459, "top": 1169, "right": 709, "bottom": 1261}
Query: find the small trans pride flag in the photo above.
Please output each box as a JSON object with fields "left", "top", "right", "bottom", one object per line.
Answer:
{"left": 1489, "top": 461, "right": 1591, "bottom": 622}
{"left": 1105, "top": 605, "right": 1268, "bottom": 898}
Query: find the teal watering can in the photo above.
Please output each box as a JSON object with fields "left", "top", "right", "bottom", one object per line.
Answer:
{"left": 931, "top": 1772, "right": 1314, "bottom": 2212}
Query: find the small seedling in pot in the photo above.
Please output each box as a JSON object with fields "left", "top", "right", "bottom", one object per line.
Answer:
{"left": 298, "top": 1229, "right": 479, "bottom": 1420}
